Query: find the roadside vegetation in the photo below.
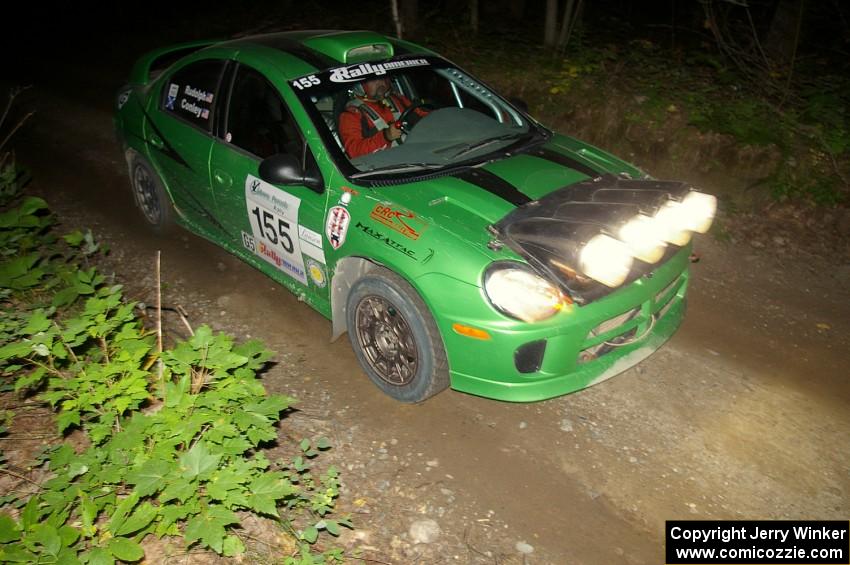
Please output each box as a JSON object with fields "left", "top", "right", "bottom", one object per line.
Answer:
{"left": 0, "top": 94, "right": 349, "bottom": 563}
{"left": 429, "top": 26, "right": 848, "bottom": 210}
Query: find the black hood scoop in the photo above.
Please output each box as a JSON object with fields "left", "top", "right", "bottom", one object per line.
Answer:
{"left": 493, "top": 175, "right": 692, "bottom": 303}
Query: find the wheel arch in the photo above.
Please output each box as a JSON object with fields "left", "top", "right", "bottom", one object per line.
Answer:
{"left": 338, "top": 258, "right": 451, "bottom": 402}
{"left": 330, "top": 256, "right": 379, "bottom": 342}
{"left": 329, "top": 256, "right": 446, "bottom": 350}
{"left": 124, "top": 147, "right": 177, "bottom": 203}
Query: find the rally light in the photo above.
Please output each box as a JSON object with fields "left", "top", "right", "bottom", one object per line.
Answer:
{"left": 491, "top": 176, "right": 719, "bottom": 304}
{"left": 617, "top": 213, "right": 667, "bottom": 264}
{"left": 484, "top": 265, "right": 566, "bottom": 322}
{"left": 653, "top": 201, "right": 693, "bottom": 246}
{"left": 679, "top": 191, "right": 717, "bottom": 233}
{"left": 579, "top": 234, "right": 634, "bottom": 287}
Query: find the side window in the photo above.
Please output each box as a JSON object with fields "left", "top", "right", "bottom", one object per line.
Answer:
{"left": 162, "top": 59, "right": 223, "bottom": 131}
{"left": 226, "top": 66, "right": 303, "bottom": 160}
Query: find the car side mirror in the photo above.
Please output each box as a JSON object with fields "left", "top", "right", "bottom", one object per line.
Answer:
{"left": 259, "top": 153, "right": 324, "bottom": 193}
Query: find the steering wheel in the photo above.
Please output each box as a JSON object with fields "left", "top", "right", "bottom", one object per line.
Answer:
{"left": 396, "top": 102, "right": 435, "bottom": 134}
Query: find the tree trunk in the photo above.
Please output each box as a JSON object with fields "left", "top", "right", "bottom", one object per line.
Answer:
{"left": 544, "top": 0, "right": 558, "bottom": 48}
{"left": 402, "top": 0, "right": 419, "bottom": 38}
{"left": 765, "top": 0, "right": 805, "bottom": 67}
{"left": 470, "top": 0, "right": 479, "bottom": 34}
{"left": 509, "top": 0, "right": 525, "bottom": 20}
{"left": 556, "top": 0, "right": 582, "bottom": 51}
{"left": 390, "top": 0, "right": 403, "bottom": 38}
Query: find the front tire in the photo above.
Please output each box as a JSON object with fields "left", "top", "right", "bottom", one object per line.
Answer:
{"left": 346, "top": 268, "right": 449, "bottom": 403}
{"left": 128, "top": 153, "right": 174, "bottom": 233}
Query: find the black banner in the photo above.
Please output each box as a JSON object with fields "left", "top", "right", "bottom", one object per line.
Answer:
{"left": 666, "top": 521, "right": 849, "bottom": 564}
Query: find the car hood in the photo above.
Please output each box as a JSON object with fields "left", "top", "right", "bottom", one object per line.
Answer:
{"left": 368, "top": 139, "right": 690, "bottom": 303}
{"left": 373, "top": 138, "right": 622, "bottom": 243}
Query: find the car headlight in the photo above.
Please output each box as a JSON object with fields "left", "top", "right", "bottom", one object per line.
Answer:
{"left": 484, "top": 264, "right": 566, "bottom": 322}
{"left": 617, "top": 213, "right": 667, "bottom": 264}
{"left": 578, "top": 234, "right": 634, "bottom": 287}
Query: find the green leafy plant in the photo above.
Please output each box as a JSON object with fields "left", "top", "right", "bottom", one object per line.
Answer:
{"left": 0, "top": 192, "right": 351, "bottom": 562}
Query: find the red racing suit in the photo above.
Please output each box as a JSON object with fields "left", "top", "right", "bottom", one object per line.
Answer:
{"left": 339, "top": 94, "right": 418, "bottom": 159}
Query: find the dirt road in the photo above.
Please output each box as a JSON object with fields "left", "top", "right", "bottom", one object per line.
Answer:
{"left": 9, "top": 64, "right": 850, "bottom": 564}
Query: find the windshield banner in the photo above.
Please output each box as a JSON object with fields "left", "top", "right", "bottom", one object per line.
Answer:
{"left": 290, "top": 56, "right": 435, "bottom": 92}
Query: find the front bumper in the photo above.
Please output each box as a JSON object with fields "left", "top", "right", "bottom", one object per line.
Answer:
{"left": 417, "top": 245, "right": 691, "bottom": 402}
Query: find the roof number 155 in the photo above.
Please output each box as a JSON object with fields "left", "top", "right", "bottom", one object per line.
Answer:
{"left": 292, "top": 75, "right": 320, "bottom": 90}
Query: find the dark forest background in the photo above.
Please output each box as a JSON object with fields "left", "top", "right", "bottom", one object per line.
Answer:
{"left": 12, "top": 0, "right": 849, "bottom": 67}
{"left": 6, "top": 0, "right": 850, "bottom": 208}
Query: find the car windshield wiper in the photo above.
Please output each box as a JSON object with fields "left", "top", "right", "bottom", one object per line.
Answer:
{"left": 511, "top": 128, "right": 551, "bottom": 154}
{"left": 350, "top": 163, "right": 444, "bottom": 179}
{"left": 447, "top": 134, "right": 522, "bottom": 160}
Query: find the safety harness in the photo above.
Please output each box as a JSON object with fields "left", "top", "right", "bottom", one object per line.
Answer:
{"left": 346, "top": 96, "right": 405, "bottom": 146}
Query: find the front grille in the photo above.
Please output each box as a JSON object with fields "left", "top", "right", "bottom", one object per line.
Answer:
{"left": 654, "top": 277, "right": 679, "bottom": 309}
{"left": 578, "top": 307, "right": 641, "bottom": 363}
{"left": 577, "top": 271, "right": 686, "bottom": 364}
{"left": 591, "top": 307, "right": 641, "bottom": 336}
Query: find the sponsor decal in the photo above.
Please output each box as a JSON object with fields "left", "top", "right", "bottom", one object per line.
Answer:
{"left": 325, "top": 206, "right": 350, "bottom": 250}
{"left": 170, "top": 84, "right": 213, "bottom": 120}
{"left": 184, "top": 85, "right": 214, "bottom": 104}
{"left": 166, "top": 83, "right": 179, "bottom": 110}
{"left": 180, "top": 98, "right": 206, "bottom": 119}
{"left": 245, "top": 175, "right": 307, "bottom": 285}
{"left": 117, "top": 89, "right": 131, "bottom": 110}
{"left": 306, "top": 259, "right": 327, "bottom": 288}
{"left": 241, "top": 230, "right": 256, "bottom": 252}
{"left": 355, "top": 221, "right": 416, "bottom": 258}
{"left": 298, "top": 225, "right": 325, "bottom": 263}
{"left": 369, "top": 203, "right": 427, "bottom": 240}
{"left": 298, "top": 225, "right": 322, "bottom": 249}
{"left": 328, "top": 59, "right": 429, "bottom": 83}
{"left": 257, "top": 241, "right": 305, "bottom": 280}
{"left": 249, "top": 178, "right": 292, "bottom": 214}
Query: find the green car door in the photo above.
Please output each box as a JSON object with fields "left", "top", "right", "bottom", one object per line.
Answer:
{"left": 146, "top": 58, "right": 225, "bottom": 233}
{"left": 209, "top": 62, "right": 331, "bottom": 314}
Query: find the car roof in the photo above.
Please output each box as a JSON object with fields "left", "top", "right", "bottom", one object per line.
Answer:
{"left": 130, "top": 30, "right": 436, "bottom": 86}
{"left": 217, "top": 30, "right": 429, "bottom": 76}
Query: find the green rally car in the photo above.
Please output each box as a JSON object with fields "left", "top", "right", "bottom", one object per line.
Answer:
{"left": 114, "top": 30, "right": 716, "bottom": 403}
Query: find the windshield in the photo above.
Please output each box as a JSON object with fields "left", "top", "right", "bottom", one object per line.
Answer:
{"left": 290, "top": 56, "right": 536, "bottom": 179}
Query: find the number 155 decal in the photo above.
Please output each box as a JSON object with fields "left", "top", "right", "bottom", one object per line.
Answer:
{"left": 244, "top": 175, "right": 307, "bottom": 285}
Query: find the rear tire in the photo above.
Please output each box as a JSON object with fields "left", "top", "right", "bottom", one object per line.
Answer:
{"left": 128, "top": 153, "right": 174, "bottom": 233}
{"left": 346, "top": 268, "right": 449, "bottom": 403}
